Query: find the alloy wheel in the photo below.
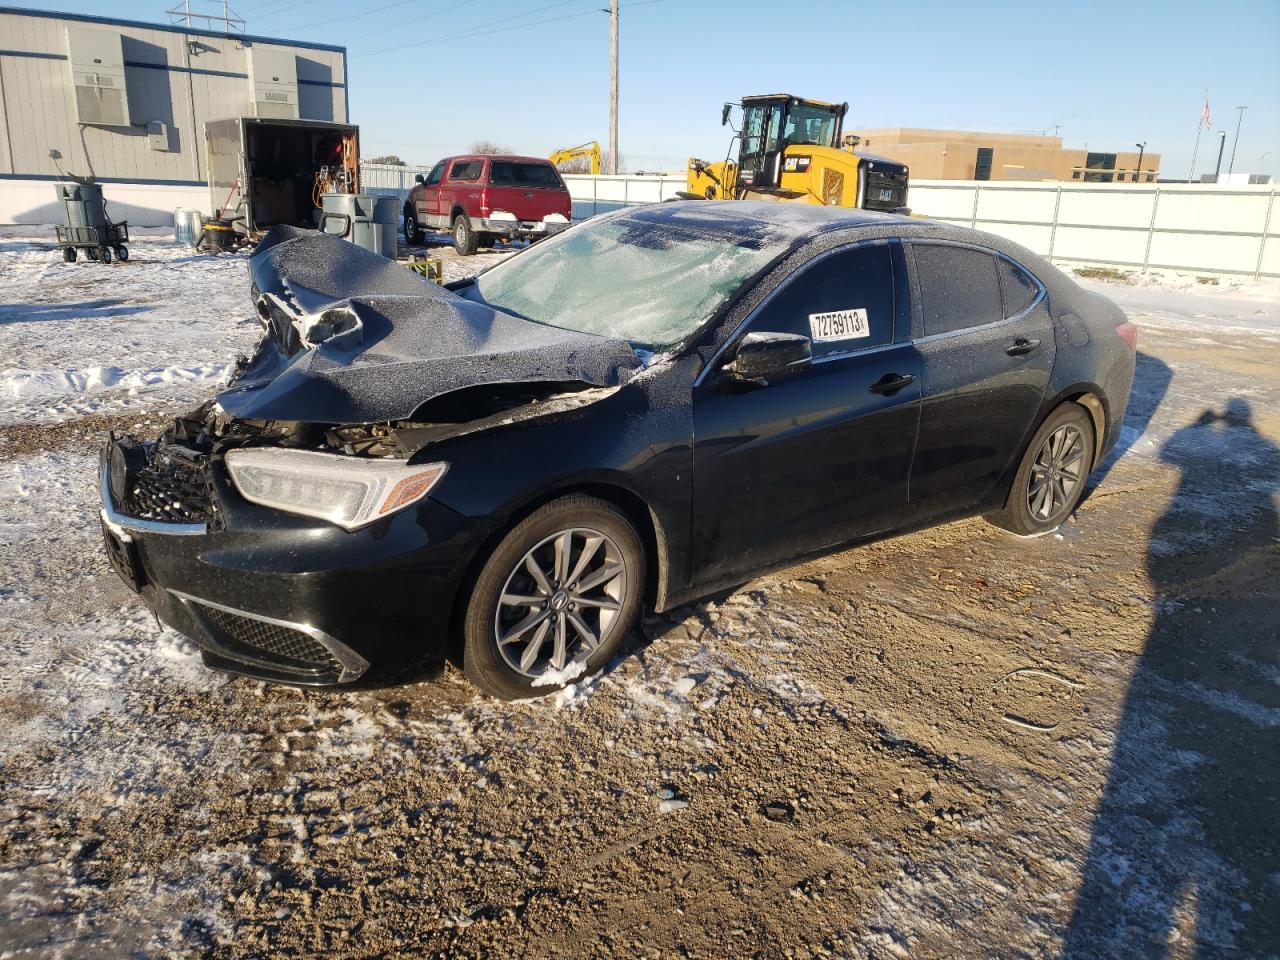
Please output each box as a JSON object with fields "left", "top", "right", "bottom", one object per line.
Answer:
{"left": 1027, "top": 424, "right": 1085, "bottom": 523}
{"left": 493, "top": 527, "right": 627, "bottom": 679}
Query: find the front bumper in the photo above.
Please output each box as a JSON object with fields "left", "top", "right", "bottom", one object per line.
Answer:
{"left": 99, "top": 447, "right": 481, "bottom": 686}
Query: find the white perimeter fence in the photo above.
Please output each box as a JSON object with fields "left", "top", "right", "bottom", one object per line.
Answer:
{"left": 909, "top": 180, "right": 1278, "bottom": 279}
{"left": 362, "top": 165, "right": 1279, "bottom": 278}
{"left": 3, "top": 165, "right": 1276, "bottom": 277}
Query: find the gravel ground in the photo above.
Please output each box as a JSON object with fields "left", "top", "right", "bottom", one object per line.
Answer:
{"left": 1, "top": 234, "right": 1277, "bottom": 959}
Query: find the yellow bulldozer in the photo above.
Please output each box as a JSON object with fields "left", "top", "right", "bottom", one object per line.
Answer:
{"left": 684, "top": 94, "right": 909, "bottom": 213}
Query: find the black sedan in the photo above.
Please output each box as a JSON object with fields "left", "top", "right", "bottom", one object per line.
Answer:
{"left": 99, "top": 202, "right": 1136, "bottom": 699}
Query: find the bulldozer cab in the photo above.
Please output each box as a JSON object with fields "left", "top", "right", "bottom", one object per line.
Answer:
{"left": 733, "top": 95, "right": 847, "bottom": 193}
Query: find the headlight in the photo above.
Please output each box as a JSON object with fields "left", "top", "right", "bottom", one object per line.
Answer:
{"left": 224, "top": 448, "right": 447, "bottom": 531}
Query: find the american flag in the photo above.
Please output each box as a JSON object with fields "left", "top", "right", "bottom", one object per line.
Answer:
{"left": 1202, "top": 98, "right": 1212, "bottom": 129}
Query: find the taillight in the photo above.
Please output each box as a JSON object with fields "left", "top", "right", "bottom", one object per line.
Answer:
{"left": 479, "top": 187, "right": 489, "bottom": 216}
{"left": 1116, "top": 321, "right": 1138, "bottom": 351}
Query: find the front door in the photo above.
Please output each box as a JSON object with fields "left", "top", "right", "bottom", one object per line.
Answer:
{"left": 905, "top": 242, "right": 1057, "bottom": 517}
{"left": 416, "top": 160, "right": 445, "bottom": 226}
{"left": 690, "top": 241, "right": 921, "bottom": 585}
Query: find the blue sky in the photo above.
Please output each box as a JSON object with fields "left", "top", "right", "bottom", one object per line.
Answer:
{"left": 27, "top": 0, "right": 1280, "bottom": 178}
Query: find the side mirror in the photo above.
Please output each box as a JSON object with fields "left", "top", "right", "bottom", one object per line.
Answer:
{"left": 414, "top": 173, "right": 425, "bottom": 184}
{"left": 725, "top": 331, "right": 812, "bottom": 382}
{"left": 721, "top": 103, "right": 732, "bottom": 126}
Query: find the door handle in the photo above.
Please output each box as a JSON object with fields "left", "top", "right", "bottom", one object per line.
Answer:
{"left": 868, "top": 373, "right": 915, "bottom": 395}
{"left": 1006, "top": 337, "right": 1041, "bottom": 356}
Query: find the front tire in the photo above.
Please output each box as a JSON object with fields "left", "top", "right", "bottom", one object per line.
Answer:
{"left": 452, "top": 214, "right": 478, "bottom": 256}
{"left": 403, "top": 206, "right": 424, "bottom": 245}
{"left": 987, "top": 402, "right": 1094, "bottom": 536}
{"left": 462, "top": 496, "right": 645, "bottom": 700}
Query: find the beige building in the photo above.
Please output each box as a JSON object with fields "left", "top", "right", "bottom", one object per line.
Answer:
{"left": 847, "top": 128, "right": 1161, "bottom": 183}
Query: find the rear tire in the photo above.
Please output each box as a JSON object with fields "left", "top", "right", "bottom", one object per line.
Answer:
{"left": 986, "top": 402, "right": 1094, "bottom": 536}
{"left": 114, "top": 245, "right": 128, "bottom": 261}
{"left": 462, "top": 495, "right": 645, "bottom": 700}
{"left": 62, "top": 247, "right": 76, "bottom": 263}
{"left": 403, "top": 206, "right": 424, "bottom": 245}
{"left": 452, "top": 214, "right": 478, "bottom": 256}
{"left": 98, "top": 245, "right": 113, "bottom": 263}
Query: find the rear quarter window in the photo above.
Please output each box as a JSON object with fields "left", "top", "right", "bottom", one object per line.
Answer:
{"left": 997, "top": 258, "right": 1041, "bottom": 318}
{"left": 448, "top": 160, "right": 484, "bottom": 181}
{"left": 489, "top": 161, "right": 563, "bottom": 188}
{"left": 912, "top": 244, "right": 1003, "bottom": 336}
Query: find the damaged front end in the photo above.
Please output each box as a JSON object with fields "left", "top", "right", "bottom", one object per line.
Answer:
{"left": 97, "top": 227, "right": 647, "bottom": 685}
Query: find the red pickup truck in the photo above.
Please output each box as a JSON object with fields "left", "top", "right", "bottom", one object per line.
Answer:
{"left": 403, "top": 155, "right": 573, "bottom": 255}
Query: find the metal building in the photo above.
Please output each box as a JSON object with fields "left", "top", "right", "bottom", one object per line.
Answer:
{"left": 0, "top": 6, "right": 347, "bottom": 224}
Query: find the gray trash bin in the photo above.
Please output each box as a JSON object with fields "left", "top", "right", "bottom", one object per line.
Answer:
{"left": 320, "top": 193, "right": 398, "bottom": 259}
{"left": 56, "top": 182, "right": 108, "bottom": 230}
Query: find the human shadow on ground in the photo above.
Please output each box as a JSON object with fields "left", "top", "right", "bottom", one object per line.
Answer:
{"left": 1063, "top": 398, "right": 1280, "bottom": 957}
{"left": 1086, "top": 350, "right": 1174, "bottom": 494}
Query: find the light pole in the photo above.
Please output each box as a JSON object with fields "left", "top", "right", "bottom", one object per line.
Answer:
{"left": 1228, "top": 106, "right": 1246, "bottom": 176}
{"left": 1213, "top": 130, "right": 1227, "bottom": 182}
{"left": 1135, "top": 142, "right": 1146, "bottom": 183}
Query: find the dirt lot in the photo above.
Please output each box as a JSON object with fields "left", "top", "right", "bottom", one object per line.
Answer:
{"left": 1, "top": 236, "right": 1277, "bottom": 958}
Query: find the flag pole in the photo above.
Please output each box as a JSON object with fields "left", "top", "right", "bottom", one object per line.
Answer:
{"left": 1188, "top": 90, "right": 1207, "bottom": 182}
{"left": 1188, "top": 117, "right": 1202, "bottom": 182}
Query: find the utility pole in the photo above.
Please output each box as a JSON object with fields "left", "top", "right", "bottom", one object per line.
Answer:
{"left": 1213, "top": 130, "right": 1227, "bottom": 181}
{"left": 1228, "top": 106, "right": 1246, "bottom": 176}
{"left": 1135, "top": 142, "right": 1146, "bottom": 183}
{"left": 608, "top": 0, "right": 619, "bottom": 175}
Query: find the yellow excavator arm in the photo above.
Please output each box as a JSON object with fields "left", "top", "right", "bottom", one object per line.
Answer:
{"left": 549, "top": 141, "right": 601, "bottom": 176}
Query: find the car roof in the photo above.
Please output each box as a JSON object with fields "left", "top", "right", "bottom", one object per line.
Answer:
{"left": 443, "top": 154, "right": 554, "bottom": 165}
{"left": 624, "top": 199, "right": 930, "bottom": 235}
{"left": 619, "top": 201, "right": 1071, "bottom": 290}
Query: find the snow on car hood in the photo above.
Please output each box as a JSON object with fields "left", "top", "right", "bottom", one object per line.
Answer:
{"left": 215, "top": 227, "right": 642, "bottom": 424}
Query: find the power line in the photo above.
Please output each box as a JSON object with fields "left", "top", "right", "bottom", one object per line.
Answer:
{"left": 356, "top": 0, "right": 661, "bottom": 56}
{"left": 286, "top": 0, "right": 419, "bottom": 33}
{"left": 354, "top": 0, "right": 589, "bottom": 46}
{"left": 248, "top": 0, "right": 315, "bottom": 24}
{"left": 347, "top": 0, "right": 569, "bottom": 43}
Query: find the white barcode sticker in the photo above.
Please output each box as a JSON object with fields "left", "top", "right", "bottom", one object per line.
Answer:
{"left": 809, "top": 308, "right": 869, "bottom": 342}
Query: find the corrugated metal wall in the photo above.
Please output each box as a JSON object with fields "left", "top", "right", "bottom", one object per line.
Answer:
{"left": 0, "top": 10, "right": 346, "bottom": 184}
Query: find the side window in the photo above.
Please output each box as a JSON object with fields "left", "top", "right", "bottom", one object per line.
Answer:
{"left": 425, "top": 161, "right": 445, "bottom": 187}
{"left": 748, "top": 243, "right": 895, "bottom": 357}
{"left": 912, "top": 244, "right": 1003, "bottom": 336}
{"left": 448, "top": 160, "right": 483, "bottom": 181}
{"left": 997, "top": 258, "right": 1040, "bottom": 318}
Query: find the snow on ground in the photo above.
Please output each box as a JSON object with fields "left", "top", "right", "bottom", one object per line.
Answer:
{"left": 0, "top": 228, "right": 512, "bottom": 426}
{"left": 0, "top": 237, "right": 1277, "bottom": 957}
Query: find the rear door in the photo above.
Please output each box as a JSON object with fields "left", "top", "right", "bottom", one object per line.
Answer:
{"left": 690, "top": 240, "right": 921, "bottom": 584}
{"left": 441, "top": 158, "right": 485, "bottom": 222}
{"left": 905, "top": 241, "right": 1056, "bottom": 516}
{"left": 486, "top": 160, "right": 569, "bottom": 221}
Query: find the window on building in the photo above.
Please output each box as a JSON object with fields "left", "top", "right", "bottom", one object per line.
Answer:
{"left": 975, "top": 147, "right": 993, "bottom": 181}
{"left": 1083, "top": 152, "right": 1117, "bottom": 183}
{"left": 1072, "top": 170, "right": 1082, "bottom": 180}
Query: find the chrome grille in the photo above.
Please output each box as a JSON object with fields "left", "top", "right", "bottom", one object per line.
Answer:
{"left": 126, "top": 449, "right": 214, "bottom": 523}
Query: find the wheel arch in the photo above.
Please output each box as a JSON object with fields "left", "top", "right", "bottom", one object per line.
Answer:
{"left": 450, "top": 204, "right": 469, "bottom": 224}
{"left": 1044, "top": 384, "right": 1109, "bottom": 468}
{"left": 445, "top": 479, "right": 672, "bottom": 666}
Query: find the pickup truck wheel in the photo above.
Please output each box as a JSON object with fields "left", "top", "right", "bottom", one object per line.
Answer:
{"left": 452, "top": 214, "right": 478, "bottom": 256}
{"left": 403, "top": 207, "right": 424, "bottom": 245}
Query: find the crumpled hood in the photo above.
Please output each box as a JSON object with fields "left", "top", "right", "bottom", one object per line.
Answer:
{"left": 216, "top": 227, "right": 641, "bottom": 423}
